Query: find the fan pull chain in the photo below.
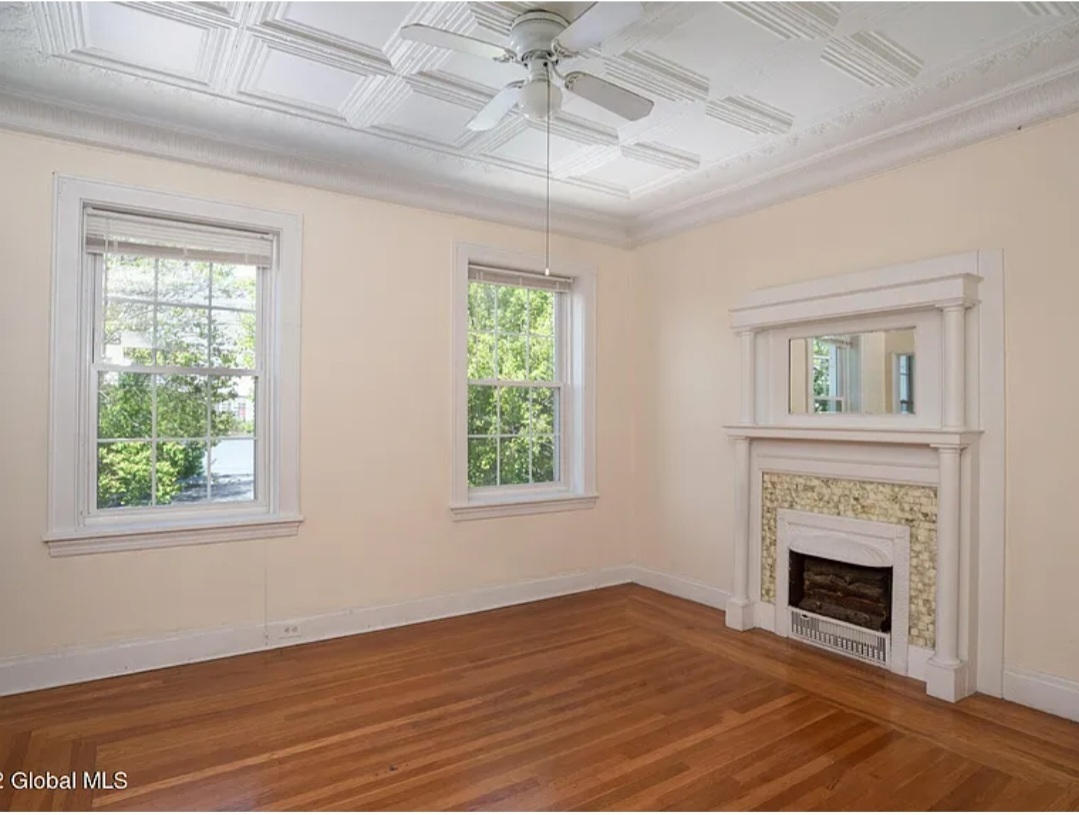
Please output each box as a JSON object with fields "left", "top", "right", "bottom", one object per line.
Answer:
{"left": 545, "top": 62, "right": 551, "bottom": 276}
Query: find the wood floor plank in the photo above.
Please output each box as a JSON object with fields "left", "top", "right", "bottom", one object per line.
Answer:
{"left": 0, "top": 585, "right": 1076, "bottom": 811}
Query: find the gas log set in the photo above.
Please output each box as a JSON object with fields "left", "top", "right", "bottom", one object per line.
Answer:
{"left": 788, "top": 553, "right": 893, "bottom": 632}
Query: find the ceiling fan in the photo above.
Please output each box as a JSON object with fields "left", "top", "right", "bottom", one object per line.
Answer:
{"left": 399, "top": 3, "right": 654, "bottom": 130}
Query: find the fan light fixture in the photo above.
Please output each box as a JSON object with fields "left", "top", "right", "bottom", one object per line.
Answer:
{"left": 399, "top": 3, "right": 655, "bottom": 277}
{"left": 519, "top": 74, "right": 562, "bottom": 122}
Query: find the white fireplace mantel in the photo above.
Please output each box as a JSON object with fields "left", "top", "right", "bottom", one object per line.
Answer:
{"left": 722, "top": 251, "right": 1005, "bottom": 705}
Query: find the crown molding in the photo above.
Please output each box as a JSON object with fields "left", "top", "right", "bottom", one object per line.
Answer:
{"left": 3, "top": 55, "right": 1079, "bottom": 251}
{"left": 0, "top": 91, "right": 632, "bottom": 247}
{"left": 628, "top": 60, "right": 1079, "bottom": 246}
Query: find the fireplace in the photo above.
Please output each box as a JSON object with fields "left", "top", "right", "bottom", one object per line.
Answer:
{"left": 788, "top": 553, "right": 893, "bottom": 633}
{"left": 775, "top": 509, "right": 910, "bottom": 674}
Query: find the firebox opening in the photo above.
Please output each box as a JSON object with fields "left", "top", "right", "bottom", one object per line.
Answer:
{"left": 789, "top": 552, "right": 892, "bottom": 633}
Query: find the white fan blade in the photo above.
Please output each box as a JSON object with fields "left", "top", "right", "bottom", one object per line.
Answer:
{"left": 398, "top": 24, "right": 514, "bottom": 62}
{"left": 563, "top": 72, "right": 653, "bottom": 121}
{"left": 468, "top": 83, "right": 523, "bottom": 131}
{"left": 553, "top": 2, "right": 643, "bottom": 54}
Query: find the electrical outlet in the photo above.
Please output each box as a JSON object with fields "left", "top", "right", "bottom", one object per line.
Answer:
{"left": 281, "top": 624, "right": 302, "bottom": 639}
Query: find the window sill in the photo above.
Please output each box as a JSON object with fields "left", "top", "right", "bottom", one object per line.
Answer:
{"left": 44, "top": 514, "right": 303, "bottom": 557}
{"left": 450, "top": 492, "right": 598, "bottom": 521}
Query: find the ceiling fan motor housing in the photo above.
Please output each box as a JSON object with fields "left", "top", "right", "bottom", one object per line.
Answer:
{"left": 507, "top": 10, "right": 569, "bottom": 62}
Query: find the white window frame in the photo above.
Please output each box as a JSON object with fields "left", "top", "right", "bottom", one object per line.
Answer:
{"left": 45, "top": 176, "right": 303, "bottom": 556}
{"left": 451, "top": 243, "right": 597, "bottom": 520}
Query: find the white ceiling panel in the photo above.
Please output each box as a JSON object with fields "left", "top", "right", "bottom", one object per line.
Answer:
{"left": 246, "top": 47, "right": 368, "bottom": 113}
{"left": 82, "top": 4, "right": 212, "bottom": 78}
{"left": 3, "top": 1, "right": 1079, "bottom": 241}
{"left": 582, "top": 154, "right": 678, "bottom": 194}
{"left": 382, "top": 91, "right": 476, "bottom": 144}
{"left": 272, "top": 1, "right": 413, "bottom": 51}
{"left": 490, "top": 126, "right": 588, "bottom": 169}
{"left": 877, "top": 3, "right": 1041, "bottom": 73}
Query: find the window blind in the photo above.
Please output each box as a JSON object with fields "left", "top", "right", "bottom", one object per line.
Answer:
{"left": 84, "top": 208, "right": 275, "bottom": 265}
{"left": 468, "top": 263, "right": 573, "bottom": 293}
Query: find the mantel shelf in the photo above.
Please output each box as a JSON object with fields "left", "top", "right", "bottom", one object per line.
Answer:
{"left": 723, "top": 425, "right": 982, "bottom": 447}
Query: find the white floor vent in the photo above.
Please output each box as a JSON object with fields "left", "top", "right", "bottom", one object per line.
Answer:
{"left": 789, "top": 608, "right": 889, "bottom": 668}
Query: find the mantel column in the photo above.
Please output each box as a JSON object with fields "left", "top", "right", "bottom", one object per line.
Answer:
{"left": 941, "top": 303, "right": 967, "bottom": 430}
{"left": 925, "top": 443, "right": 969, "bottom": 702}
{"left": 739, "top": 329, "right": 756, "bottom": 425}
{"left": 725, "top": 435, "right": 754, "bottom": 630}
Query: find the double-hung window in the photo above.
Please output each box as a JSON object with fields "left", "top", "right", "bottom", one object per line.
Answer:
{"left": 452, "top": 244, "right": 596, "bottom": 519}
{"left": 46, "top": 177, "right": 302, "bottom": 555}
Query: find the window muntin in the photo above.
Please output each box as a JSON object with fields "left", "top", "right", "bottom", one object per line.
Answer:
{"left": 466, "top": 272, "right": 567, "bottom": 489}
{"left": 86, "top": 210, "right": 270, "bottom": 512}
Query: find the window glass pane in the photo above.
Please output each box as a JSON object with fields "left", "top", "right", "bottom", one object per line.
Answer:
{"left": 157, "top": 375, "right": 209, "bottom": 439}
{"left": 468, "top": 282, "right": 496, "bottom": 332}
{"left": 157, "top": 306, "right": 208, "bottom": 367}
{"left": 499, "top": 435, "right": 530, "bottom": 485}
{"left": 530, "top": 387, "right": 556, "bottom": 434}
{"left": 467, "top": 332, "right": 495, "bottom": 380}
{"left": 158, "top": 259, "right": 209, "bottom": 304}
{"left": 497, "top": 285, "right": 527, "bottom": 334}
{"left": 212, "top": 376, "right": 256, "bottom": 436}
{"left": 499, "top": 387, "right": 528, "bottom": 436}
{"left": 98, "top": 372, "right": 152, "bottom": 439}
{"left": 97, "top": 441, "right": 154, "bottom": 509}
{"left": 103, "top": 300, "right": 153, "bottom": 365}
{"left": 528, "top": 289, "right": 554, "bottom": 336}
{"left": 468, "top": 385, "right": 497, "bottom": 435}
{"left": 497, "top": 335, "right": 527, "bottom": 380}
{"left": 532, "top": 435, "right": 558, "bottom": 484}
{"left": 468, "top": 437, "right": 497, "bottom": 487}
{"left": 210, "top": 308, "right": 256, "bottom": 369}
{"left": 105, "top": 255, "right": 155, "bottom": 300}
{"left": 212, "top": 264, "right": 257, "bottom": 310}
{"left": 157, "top": 441, "right": 208, "bottom": 504}
{"left": 210, "top": 439, "right": 255, "bottom": 502}
{"left": 528, "top": 335, "right": 554, "bottom": 381}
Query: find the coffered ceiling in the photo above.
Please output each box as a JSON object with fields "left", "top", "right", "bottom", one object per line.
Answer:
{"left": 2, "top": 2, "right": 1078, "bottom": 245}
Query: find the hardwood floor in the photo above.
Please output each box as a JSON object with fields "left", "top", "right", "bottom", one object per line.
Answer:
{"left": 2, "top": 585, "right": 1078, "bottom": 811}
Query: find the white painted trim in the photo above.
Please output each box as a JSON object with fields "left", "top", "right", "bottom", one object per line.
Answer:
{"left": 630, "top": 62, "right": 1079, "bottom": 246}
{"left": 630, "top": 566, "right": 732, "bottom": 610}
{"left": 727, "top": 426, "right": 981, "bottom": 447}
{"left": 4, "top": 58, "right": 1079, "bottom": 248}
{"left": 450, "top": 493, "right": 598, "bottom": 521}
{"left": 1003, "top": 666, "right": 1079, "bottom": 723}
{"left": 730, "top": 252, "right": 981, "bottom": 331}
{"left": 0, "top": 566, "right": 635, "bottom": 696}
{"left": 0, "top": 93, "right": 631, "bottom": 248}
{"left": 45, "top": 175, "right": 303, "bottom": 556}
{"left": 451, "top": 242, "right": 597, "bottom": 520}
{"left": 44, "top": 515, "right": 302, "bottom": 557}
{"left": 974, "top": 251, "right": 1006, "bottom": 698}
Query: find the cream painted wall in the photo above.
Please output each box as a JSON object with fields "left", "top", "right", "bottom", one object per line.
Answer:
{"left": 0, "top": 129, "right": 639, "bottom": 661}
{"left": 634, "top": 110, "right": 1079, "bottom": 684}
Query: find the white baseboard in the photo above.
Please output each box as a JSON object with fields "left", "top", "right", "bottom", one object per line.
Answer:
{"left": 0, "top": 566, "right": 634, "bottom": 697}
{"left": 626, "top": 565, "right": 732, "bottom": 610}
{"left": 263, "top": 566, "right": 634, "bottom": 648}
{"left": 1003, "top": 666, "right": 1079, "bottom": 723}
{"left": 13, "top": 565, "right": 1075, "bottom": 724}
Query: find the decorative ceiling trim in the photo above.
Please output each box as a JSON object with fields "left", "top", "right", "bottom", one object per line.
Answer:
{"left": 706, "top": 95, "right": 795, "bottom": 135}
{"left": 0, "top": 91, "right": 630, "bottom": 246}
{"left": 822, "top": 31, "right": 924, "bottom": 88}
{"left": 2, "top": 60, "right": 1078, "bottom": 250}
{"left": 631, "top": 61, "right": 1079, "bottom": 245}
{"left": 727, "top": 2, "right": 840, "bottom": 41}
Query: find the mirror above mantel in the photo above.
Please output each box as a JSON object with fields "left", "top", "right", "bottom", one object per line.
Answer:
{"left": 789, "top": 328, "right": 916, "bottom": 416}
